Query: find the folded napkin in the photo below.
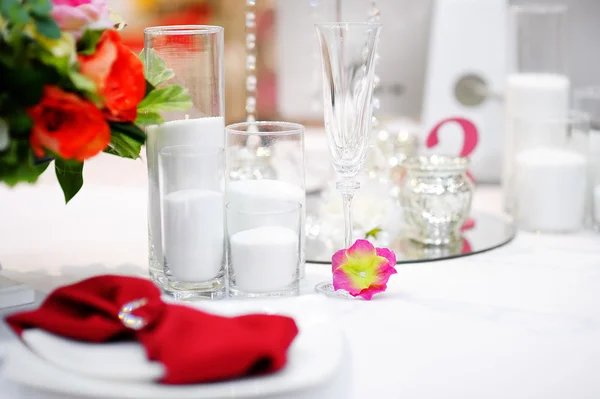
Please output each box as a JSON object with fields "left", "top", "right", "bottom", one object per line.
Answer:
{"left": 6, "top": 275, "right": 299, "bottom": 384}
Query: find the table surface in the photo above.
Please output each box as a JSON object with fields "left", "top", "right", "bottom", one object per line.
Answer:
{"left": 1, "top": 156, "right": 600, "bottom": 398}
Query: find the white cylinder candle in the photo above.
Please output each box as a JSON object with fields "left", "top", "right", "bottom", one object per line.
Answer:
{"left": 147, "top": 117, "right": 225, "bottom": 268}
{"left": 503, "top": 73, "right": 570, "bottom": 207}
{"left": 230, "top": 226, "right": 298, "bottom": 293}
{"left": 514, "top": 148, "right": 587, "bottom": 232}
{"left": 163, "top": 189, "right": 224, "bottom": 282}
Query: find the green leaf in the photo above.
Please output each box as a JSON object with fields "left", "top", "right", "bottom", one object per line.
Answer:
{"left": 135, "top": 111, "right": 163, "bottom": 126}
{"left": 106, "top": 129, "right": 143, "bottom": 159}
{"left": 137, "top": 85, "right": 192, "bottom": 113}
{"left": 365, "top": 227, "right": 382, "bottom": 240}
{"left": 55, "top": 158, "right": 84, "bottom": 203}
{"left": 33, "top": 16, "right": 61, "bottom": 39}
{"left": 1, "top": 1, "right": 28, "bottom": 25}
{"left": 0, "top": 141, "right": 50, "bottom": 187}
{"left": 3, "top": 108, "right": 33, "bottom": 137}
{"left": 139, "top": 48, "right": 175, "bottom": 87}
{"left": 28, "top": 0, "right": 53, "bottom": 17}
{"left": 67, "top": 70, "right": 97, "bottom": 93}
{"left": 109, "top": 122, "right": 146, "bottom": 144}
{"left": 77, "top": 30, "right": 104, "bottom": 55}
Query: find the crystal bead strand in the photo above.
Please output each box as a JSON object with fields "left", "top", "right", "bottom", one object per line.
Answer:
{"left": 309, "top": 0, "right": 321, "bottom": 113}
{"left": 368, "top": 1, "right": 381, "bottom": 131}
{"left": 245, "top": 0, "right": 257, "bottom": 124}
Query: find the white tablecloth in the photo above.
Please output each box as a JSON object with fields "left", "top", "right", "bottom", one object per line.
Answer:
{"left": 1, "top": 156, "right": 600, "bottom": 398}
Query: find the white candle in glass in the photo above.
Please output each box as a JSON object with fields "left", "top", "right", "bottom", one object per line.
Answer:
{"left": 514, "top": 148, "right": 587, "bottom": 232}
{"left": 230, "top": 226, "right": 298, "bottom": 293}
{"left": 227, "top": 179, "right": 305, "bottom": 258}
{"left": 503, "top": 73, "right": 570, "bottom": 207}
{"left": 146, "top": 117, "right": 224, "bottom": 268}
{"left": 163, "top": 189, "right": 224, "bottom": 282}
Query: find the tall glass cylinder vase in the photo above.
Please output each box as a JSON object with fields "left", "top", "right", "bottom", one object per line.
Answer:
{"left": 574, "top": 87, "right": 600, "bottom": 230}
{"left": 144, "top": 26, "right": 225, "bottom": 285}
{"left": 503, "top": 5, "right": 569, "bottom": 212}
{"left": 225, "top": 122, "right": 306, "bottom": 277}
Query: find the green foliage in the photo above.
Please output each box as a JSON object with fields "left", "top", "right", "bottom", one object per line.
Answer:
{"left": 135, "top": 111, "right": 163, "bottom": 126}
{"left": 365, "top": 227, "right": 382, "bottom": 240}
{"left": 55, "top": 158, "right": 84, "bottom": 203}
{"left": 0, "top": 139, "right": 50, "bottom": 186}
{"left": 105, "top": 122, "right": 146, "bottom": 159}
{"left": 137, "top": 85, "right": 192, "bottom": 113}
{"left": 139, "top": 48, "right": 176, "bottom": 87}
{"left": 78, "top": 30, "right": 104, "bottom": 55}
{"left": 33, "top": 16, "right": 61, "bottom": 39}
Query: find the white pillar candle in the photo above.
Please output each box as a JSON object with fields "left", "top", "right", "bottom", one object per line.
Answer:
{"left": 515, "top": 148, "right": 587, "bottom": 232}
{"left": 230, "top": 226, "right": 298, "bottom": 292}
{"left": 163, "top": 189, "right": 224, "bottom": 282}
{"left": 503, "top": 73, "right": 570, "bottom": 207}
{"left": 146, "top": 117, "right": 225, "bottom": 266}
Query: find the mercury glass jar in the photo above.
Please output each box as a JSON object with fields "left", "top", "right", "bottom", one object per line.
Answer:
{"left": 400, "top": 155, "right": 474, "bottom": 245}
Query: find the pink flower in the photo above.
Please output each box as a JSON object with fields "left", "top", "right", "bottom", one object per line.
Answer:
{"left": 51, "top": 0, "right": 113, "bottom": 39}
{"left": 332, "top": 239, "right": 397, "bottom": 300}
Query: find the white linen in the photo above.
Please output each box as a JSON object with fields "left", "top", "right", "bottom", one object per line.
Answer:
{"left": 1, "top": 174, "right": 600, "bottom": 398}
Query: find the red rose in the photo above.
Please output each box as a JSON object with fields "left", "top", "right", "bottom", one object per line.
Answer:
{"left": 28, "top": 86, "right": 111, "bottom": 161}
{"left": 78, "top": 30, "right": 146, "bottom": 122}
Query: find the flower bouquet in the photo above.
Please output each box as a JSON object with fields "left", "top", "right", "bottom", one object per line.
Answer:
{"left": 0, "top": 0, "right": 191, "bottom": 202}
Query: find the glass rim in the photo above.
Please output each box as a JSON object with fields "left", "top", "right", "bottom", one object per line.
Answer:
{"left": 226, "top": 121, "right": 304, "bottom": 136}
{"left": 315, "top": 22, "right": 382, "bottom": 28}
{"left": 510, "top": 4, "right": 568, "bottom": 15}
{"left": 403, "top": 155, "right": 470, "bottom": 172}
{"left": 144, "top": 25, "right": 223, "bottom": 36}
{"left": 513, "top": 110, "right": 590, "bottom": 126}
{"left": 159, "top": 145, "right": 223, "bottom": 158}
{"left": 226, "top": 200, "right": 302, "bottom": 216}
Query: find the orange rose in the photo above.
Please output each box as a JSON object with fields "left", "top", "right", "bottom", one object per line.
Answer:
{"left": 78, "top": 30, "right": 146, "bottom": 122}
{"left": 28, "top": 86, "right": 110, "bottom": 161}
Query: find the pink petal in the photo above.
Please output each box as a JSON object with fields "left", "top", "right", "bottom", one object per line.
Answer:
{"left": 376, "top": 247, "right": 396, "bottom": 266}
{"left": 346, "top": 239, "right": 375, "bottom": 258}
{"left": 332, "top": 266, "right": 361, "bottom": 295}
{"left": 357, "top": 284, "right": 387, "bottom": 300}
{"left": 331, "top": 248, "right": 348, "bottom": 273}
{"left": 461, "top": 218, "right": 475, "bottom": 231}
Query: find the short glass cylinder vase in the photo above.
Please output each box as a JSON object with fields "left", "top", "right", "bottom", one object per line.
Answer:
{"left": 144, "top": 25, "right": 225, "bottom": 285}
{"left": 225, "top": 122, "right": 306, "bottom": 277}
{"left": 159, "top": 146, "right": 226, "bottom": 300}
{"left": 573, "top": 87, "right": 600, "bottom": 231}
{"left": 400, "top": 155, "right": 474, "bottom": 245}
{"left": 226, "top": 200, "right": 301, "bottom": 298}
{"left": 510, "top": 112, "right": 590, "bottom": 233}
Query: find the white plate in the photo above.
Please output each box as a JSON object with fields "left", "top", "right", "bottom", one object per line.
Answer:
{"left": 2, "top": 296, "right": 348, "bottom": 399}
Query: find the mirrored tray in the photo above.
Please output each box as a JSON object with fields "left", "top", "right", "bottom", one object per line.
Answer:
{"left": 306, "top": 212, "right": 516, "bottom": 264}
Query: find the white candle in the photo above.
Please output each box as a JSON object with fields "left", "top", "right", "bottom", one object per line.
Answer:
{"left": 503, "top": 73, "right": 570, "bottom": 208}
{"left": 230, "top": 226, "right": 298, "bottom": 293}
{"left": 146, "top": 117, "right": 225, "bottom": 268}
{"left": 227, "top": 179, "right": 306, "bottom": 271}
{"left": 163, "top": 189, "right": 224, "bottom": 282}
{"left": 515, "top": 148, "right": 587, "bottom": 232}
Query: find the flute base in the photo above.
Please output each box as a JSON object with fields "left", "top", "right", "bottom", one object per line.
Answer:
{"left": 314, "top": 282, "right": 359, "bottom": 299}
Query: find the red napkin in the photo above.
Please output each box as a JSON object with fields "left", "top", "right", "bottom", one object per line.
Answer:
{"left": 6, "top": 275, "right": 299, "bottom": 384}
